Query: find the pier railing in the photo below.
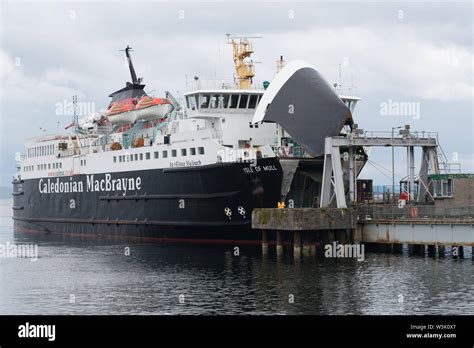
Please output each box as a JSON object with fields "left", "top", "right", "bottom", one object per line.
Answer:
{"left": 356, "top": 205, "right": 474, "bottom": 223}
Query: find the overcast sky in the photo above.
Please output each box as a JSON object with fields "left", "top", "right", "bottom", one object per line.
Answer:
{"left": 0, "top": 0, "right": 472, "bottom": 187}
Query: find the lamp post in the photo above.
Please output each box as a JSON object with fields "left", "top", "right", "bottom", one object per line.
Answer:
{"left": 392, "top": 126, "right": 403, "bottom": 202}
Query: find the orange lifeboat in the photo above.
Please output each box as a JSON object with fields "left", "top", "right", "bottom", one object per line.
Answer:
{"left": 135, "top": 96, "right": 174, "bottom": 122}
{"left": 106, "top": 96, "right": 173, "bottom": 125}
{"left": 106, "top": 99, "right": 136, "bottom": 125}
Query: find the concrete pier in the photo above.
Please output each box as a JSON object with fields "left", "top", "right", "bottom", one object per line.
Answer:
{"left": 252, "top": 206, "right": 474, "bottom": 260}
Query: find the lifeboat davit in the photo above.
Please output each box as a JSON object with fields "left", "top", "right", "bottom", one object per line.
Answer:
{"left": 107, "top": 96, "right": 173, "bottom": 125}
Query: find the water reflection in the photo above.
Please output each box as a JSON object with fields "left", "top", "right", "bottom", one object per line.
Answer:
{"left": 1, "top": 200, "right": 473, "bottom": 315}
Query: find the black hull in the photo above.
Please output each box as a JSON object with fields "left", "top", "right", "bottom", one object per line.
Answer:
{"left": 13, "top": 158, "right": 282, "bottom": 243}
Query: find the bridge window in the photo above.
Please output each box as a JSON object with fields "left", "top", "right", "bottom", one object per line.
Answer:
{"left": 248, "top": 94, "right": 258, "bottom": 108}
{"left": 154, "top": 151, "right": 159, "bottom": 159}
{"left": 146, "top": 152, "right": 150, "bottom": 160}
{"left": 220, "top": 94, "right": 230, "bottom": 108}
{"left": 139, "top": 153, "right": 143, "bottom": 161}
{"left": 239, "top": 94, "right": 249, "bottom": 109}
{"left": 198, "top": 147, "right": 205, "bottom": 155}
{"left": 190, "top": 147, "right": 196, "bottom": 156}
{"left": 229, "top": 94, "right": 239, "bottom": 108}
{"left": 163, "top": 150, "right": 168, "bottom": 158}
{"left": 209, "top": 95, "right": 218, "bottom": 109}
{"left": 200, "top": 94, "right": 210, "bottom": 108}
{"left": 181, "top": 148, "right": 187, "bottom": 156}
{"left": 187, "top": 95, "right": 198, "bottom": 110}
{"left": 172, "top": 149, "right": 177, "bottom": 157}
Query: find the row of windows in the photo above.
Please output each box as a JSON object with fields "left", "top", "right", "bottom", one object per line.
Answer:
{"left": 23, "top": 162, "right": 63, "bottom": 172}
{"left": 113, "top": 147, "right": 205, "bottom": 163}
{"left": 28, "top": 144, "right": 55, "bottom": 158}
{"left": 186, "top": 94, "right": 262, "bottom": 110}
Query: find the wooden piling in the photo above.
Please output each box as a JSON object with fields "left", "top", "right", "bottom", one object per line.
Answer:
{"left": 302, "top": 231, "right": 315, "bottom": 256}
{"left": 458, "top": 246, "right": 464, "bottom": 259}
{"left": 392, "top": 243, "right": 403, "bottom": 253}
{"left": 294, "top": 231, "right": 302, "bottom": 259}
{"left": 310, "top": 233, "right": 316, "bottom": 256}
{"left": 276, "top": 230, "right": 284, "bottom": 257}
{"left": 262, "top": 230, "right": 268, "bottom": 256}
{"left": 337, "top": 230, "right": 347, "bottom": 244}
{"left": 438, "top": 244, "right": 445, "bottom": 257}
{"left": 427, "top": 245, "right": 436, "bottom": 257}
{"left": 418, "top": 244, "right": 426, "bottom": 256}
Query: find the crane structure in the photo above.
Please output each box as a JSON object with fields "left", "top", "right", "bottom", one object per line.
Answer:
{"left": 226, "top": 34, "right": 262, "bottom": 89}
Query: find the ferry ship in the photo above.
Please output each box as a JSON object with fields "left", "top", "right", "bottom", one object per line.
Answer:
{"left": 12, "top": 36, "right": 359, "bottom": 242}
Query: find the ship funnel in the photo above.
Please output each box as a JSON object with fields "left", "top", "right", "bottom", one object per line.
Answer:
{"left": 253, "top": 60, "right": 353, "bottom": 157}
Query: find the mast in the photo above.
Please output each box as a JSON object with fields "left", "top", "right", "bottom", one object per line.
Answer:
{"left": 226, "top": 34, "right": 261, "bottom": 89}
{"left": 276, "top": 55, "right": 286, "bottom": 73}
{"left": 121, "top": 45, "right": 141, "bottom": 85}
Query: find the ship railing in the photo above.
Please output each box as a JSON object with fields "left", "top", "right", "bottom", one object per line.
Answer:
{"left": 357, "top": 130, "right": 439, "bottom": 141}
{"left": 57, "top": 146, "right": 90, "bottom": 157}
{"left": 184, "top": 79, "right": 266, "bottom": 92}
{"left": 335, "top": 85, "right": 359, "bottom": 97}
{"left": 272, "top": 145, "right": 309, "bottom": 158}
{"left": 25, "top": 134, "right": 66, "bottom": 142}
{"left": 95, "top": 125, "right": 114, "bottom": 134}
{"left": 210, "top": 128, "right": 223, "bottom": 139}
{"left": 56, "top": 149, "right": 74, "bottom": 157}
{"left": 356, "top": 204, "right": 474, "bottom": 222}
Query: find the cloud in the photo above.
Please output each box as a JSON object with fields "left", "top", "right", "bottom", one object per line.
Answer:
{"left": 0, "top": 1, "right": 472, "bottom": 186}
{"left": 0, "top": 51, "right": 82, "bottom": 105}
